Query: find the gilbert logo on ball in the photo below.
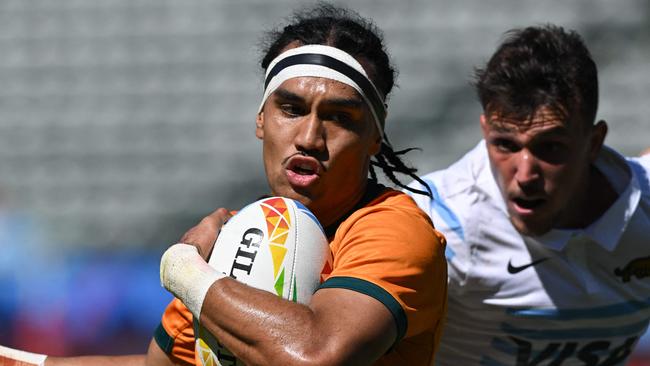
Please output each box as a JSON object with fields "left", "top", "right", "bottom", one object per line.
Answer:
{"left": 194, "top": 197, "right": 331, "bottom": 366}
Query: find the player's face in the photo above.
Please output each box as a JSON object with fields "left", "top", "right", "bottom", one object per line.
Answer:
{"left": 256, "top": 76, "right": 380, "bottom": 227}
{"left": 481, "top": 107, "right": 604, "bottom": 236}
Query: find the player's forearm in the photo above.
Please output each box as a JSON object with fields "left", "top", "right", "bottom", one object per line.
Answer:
{"left": 199, "top": 277, "right": 329, "bottom": 366}
{"left": 45, "top": 355, "right": 146, "bottom": 366}
{"left": 160, "top": 243, "right": 333, "bottom": 364}
{"left": 159, "top": 236, "right": 393, "bottom": 365}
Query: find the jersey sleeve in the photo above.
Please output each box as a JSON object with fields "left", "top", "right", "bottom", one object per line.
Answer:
{"left": 318, "top": 194, "right": 447, "bottom": 342}
{"left": 154, "top": 298, "right": 196, "bottom": 366}
{"left": 633, "top": 153, "right": 650, "bottom": 172}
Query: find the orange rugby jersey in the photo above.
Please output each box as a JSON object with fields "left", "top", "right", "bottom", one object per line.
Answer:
{"left": 154, "top": 183, "right": 448, "bottom": 365}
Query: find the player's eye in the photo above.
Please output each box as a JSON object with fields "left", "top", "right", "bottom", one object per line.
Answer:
{"left": 533, "top": 141, "right": 569, "bottom": 164}
{"left": 280, "top": 104, "right": 305, "bottom": 117}
{"left": 541, "top": 142, "right": 565, "bottom": 154}
{"left": 492, "top": 138, "right": 520, "bottom": 153}
{"left": 323, "top": 112, "right": 353, "bottom": 124}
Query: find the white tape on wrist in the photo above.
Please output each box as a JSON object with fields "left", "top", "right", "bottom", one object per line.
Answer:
{"left": 0, "top": 345, "right": 47, "bottom": 365}
{"left": 160, "top": 243, "right": 226, "bottom": 319}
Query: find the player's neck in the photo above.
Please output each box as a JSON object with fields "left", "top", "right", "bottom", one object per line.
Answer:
{"left": 557, "top": 164, "right": 618, "bottom": 230}
{"left": 317, "top": 181, "right": 370, "bottom": 229}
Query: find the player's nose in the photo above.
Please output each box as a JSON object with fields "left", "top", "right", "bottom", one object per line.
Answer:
{"left": 514, "top": 150, "right": 541, "bottom": 187}
{"left": 294, "top": 112, "right": 326, "bottom": 153}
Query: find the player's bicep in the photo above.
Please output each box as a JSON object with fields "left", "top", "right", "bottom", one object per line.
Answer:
{"left": 145, "top": 339, "right": 180, "bottom": 366}
{"left": 310, "top": 287, "right": 397, "bottom": 365}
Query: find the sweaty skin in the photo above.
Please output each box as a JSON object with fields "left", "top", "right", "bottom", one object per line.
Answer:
{"left": 171, "top": 74, "right": 395, "bottom": 365}
{"left": 47, "top": 75, "right": 394, "bottom": 366}
{"left": 257, "top": 77, "right": 381, "bottom": 228}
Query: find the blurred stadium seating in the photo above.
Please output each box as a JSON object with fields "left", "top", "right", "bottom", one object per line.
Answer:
{"left": 0, "top": 0, "right": 649, "bottom": 361}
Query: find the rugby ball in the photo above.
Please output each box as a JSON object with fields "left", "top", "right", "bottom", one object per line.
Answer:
{"left": 194, "top": 196, "right": 331, "bottom": 366}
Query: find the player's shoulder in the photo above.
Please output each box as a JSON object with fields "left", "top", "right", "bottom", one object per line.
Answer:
{"left": 629, "top": 151, "right": 650, "bottom": 175}
{"left": 622, "top": 150, "right": 650, "bottom": 196}
{"left": 357, "top": 188, "right": 435, "bottom": 227}
{"left": 408, "top": 140, "right": 490, "bottom": 204}
{"left": 346, "top": 189, "right": 438, "bottom": 235}
{"left": 331, "top": 189, "right": 445, "bottom": 266}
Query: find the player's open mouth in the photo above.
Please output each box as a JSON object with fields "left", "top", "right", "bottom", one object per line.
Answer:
{"left": 514, "top": 198, "right": 545, "bottom": 209}
{"left": 512, "top": 197, "right": 546, "bottom": 213}
{"left": 292, "top": 163, "right": 316, "bottom": 175}
{"left": 285, "top": 155, "right": 321, "bottom": 187}
{"left": 286, "top": 156, "right": 320, "bottom": 174}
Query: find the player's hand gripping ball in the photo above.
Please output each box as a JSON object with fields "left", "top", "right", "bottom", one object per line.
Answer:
{"left": 194, "top": 196, "right": 331, "bottom": 366}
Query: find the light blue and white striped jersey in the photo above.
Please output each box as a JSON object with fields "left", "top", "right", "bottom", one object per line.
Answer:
{"left": 408, "top": 141, "right": 650, "bottom": 366}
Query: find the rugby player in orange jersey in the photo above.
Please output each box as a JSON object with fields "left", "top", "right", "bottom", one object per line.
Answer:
{"left": 5, "top": 4, "right": 447, "bottom": 366}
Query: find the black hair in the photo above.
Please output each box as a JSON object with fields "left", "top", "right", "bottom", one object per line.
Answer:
{"left": 474, "top": 24, "right": 599, "bottom": 129}
{"left": 260, "top": 2, "right": 431, "bottom": 197}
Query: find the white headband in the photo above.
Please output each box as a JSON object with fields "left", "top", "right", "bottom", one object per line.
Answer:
{"left": 259, "top": 44, "right": 388, "bottom": 143}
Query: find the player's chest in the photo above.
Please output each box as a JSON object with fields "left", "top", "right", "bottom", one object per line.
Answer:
{"left": 454, "top": 212, "right": 650, "bottom": 306}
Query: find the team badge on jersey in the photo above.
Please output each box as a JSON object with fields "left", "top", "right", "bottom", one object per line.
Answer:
{"left": 614, "top": 256, "right": 650, "bottom": 283}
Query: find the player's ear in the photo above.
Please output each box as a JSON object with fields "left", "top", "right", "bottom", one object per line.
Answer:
{"left": 369, "top": 129, "right": 382, "bottom": 156}
{"left": 255, "top": 112, "right": 264, "bottom": 140}
{"left": 588, "top": 120, "right": 608, "bottom": 161}
{"left": 479, "top": 113, "right": 489, "bottom": 137}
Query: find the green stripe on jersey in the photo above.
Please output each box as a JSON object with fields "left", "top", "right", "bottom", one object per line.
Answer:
{"left": 318, "top": 276, "right": 407, "bottom": 344}
{"left": 154, "top": 323, "right": 174, "bottom": 354}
